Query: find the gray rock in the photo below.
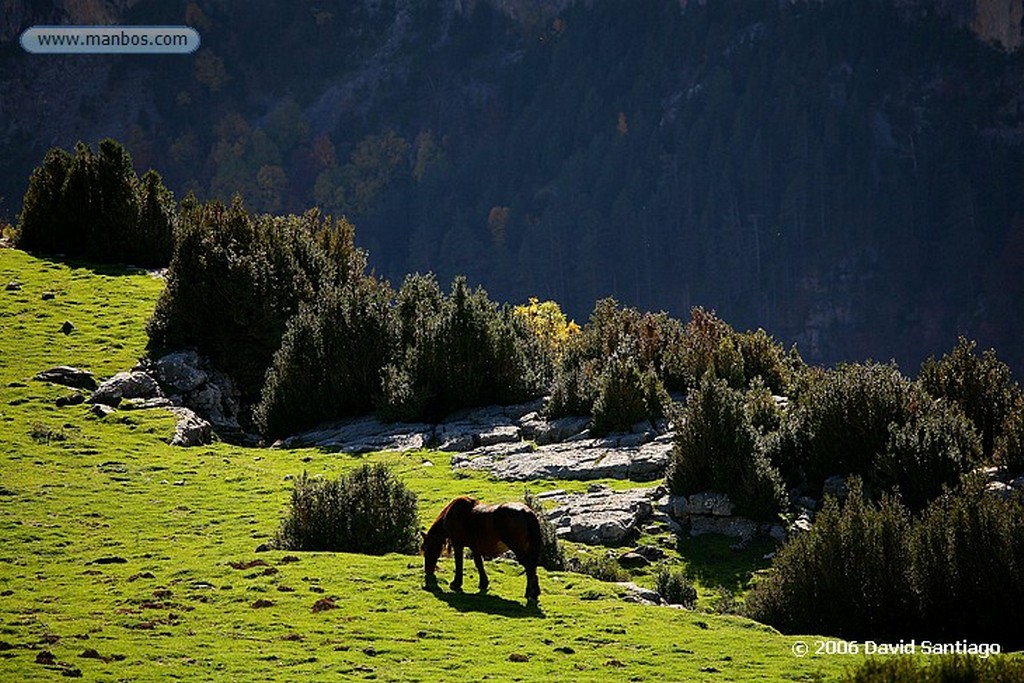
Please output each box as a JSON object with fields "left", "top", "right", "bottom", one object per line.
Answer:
{"left": 688, "top": 516, "right": 759, "bottom": 540}
{"left": 618, "top": 552, "right": 651, "bottom": 568}
{"left": 822, "top": 475, "right": 849, "bottom": 500}
{"left": 520, "top": 413, "right": 591, "bottom": 445}
{"left": 768, "top": 524, "right": 788, "bottom": 543}
{"left": 615, "top": 582, "right": 662, "bottom": 605}
{"left": 154, "top": 351, "right": 207, "bottom": 393}
{"left": 90, "top": 403, "right": 116, "bottom": 418}
{"left": 788, "top": 510, "right": 814, "bottom": 536}
{"left": 543, "top": 487, "right": 655, "bottom": 545}
{"left": 169, "top": 407, "right": 213, "bottom": 447}
{"left": 454, "top": 436, "right": 672, "bottom": 482}
{"left": 986, "top": 480, "right": 1013, "bottom": 499}
{"left": 34, "top": 365, "right": 97, "bottom": 390}
{"left": 90, "top": 371, "right": 162, "bottom": 406}
{"left": 672, "top": 491, "right": 735, "bottom": 517}
{"left": 60, "top": 320, "right": 75, "bottom": 335}
{"left": 279, "top": 415, "right": 433, "bottom": 454}
{"left": 5, "top": 280, "right": 21, "bottom": 291}
{"left": 633, "top": 545, "right": 666, "bottom": 562}
{"left": 121, "top": 397, "right": 175, "bottom": 410}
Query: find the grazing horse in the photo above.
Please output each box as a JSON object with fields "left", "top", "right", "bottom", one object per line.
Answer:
{"left": 422, "top": 496, "right": 542, "bottom": 601}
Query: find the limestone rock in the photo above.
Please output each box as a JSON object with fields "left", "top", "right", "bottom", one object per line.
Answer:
{"left": 169, "top": 407, "right": 213, "bottom": 447}
{"left": 278, "top": 414, "right": 433, "bottom": 453}
{"left": 153, "top": 351, "right": 207, "bottom": 393}
{"left": 90, "top": 371, "right": 162, "bottom": 406}
{"left": 543, "top": 486, "right": 655, "bottom": 544}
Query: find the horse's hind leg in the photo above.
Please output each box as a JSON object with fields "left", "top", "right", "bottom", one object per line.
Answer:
{"left": 472, "top": 552, "right": 489, "bottom": 593}
{"left": 450, "top": 545, "right": 464, "bottom": 592}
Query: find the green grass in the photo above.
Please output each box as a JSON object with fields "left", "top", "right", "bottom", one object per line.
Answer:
{"left": 1, "top": 248, "right": 871, "bottom": 681}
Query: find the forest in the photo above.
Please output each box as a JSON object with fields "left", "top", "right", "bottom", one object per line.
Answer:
{"left": 2, "top": 0, "right": 1024, "bottom": 375}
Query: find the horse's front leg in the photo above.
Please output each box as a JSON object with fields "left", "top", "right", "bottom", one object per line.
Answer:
{"left": 450, "top": 545, "right": 464, "bottom": 592}
{"left": 472, "top": 551, "right": 489, "bottom": 593}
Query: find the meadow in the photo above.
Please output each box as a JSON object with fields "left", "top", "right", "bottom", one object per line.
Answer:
{"left": 1, "top": 247, "right": 866, "bottom": 681}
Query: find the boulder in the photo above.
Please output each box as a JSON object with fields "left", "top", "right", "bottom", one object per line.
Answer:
{"left": 169, "top": 407, "right": 213, "bottom": 447}
{"left": 543, "top": 486, "right": 655, "bottom": 544}
{"left": 90, "top": 371, "right": 162, "bottom": 406}
{"left": 520, "top": 414, "right": 591, "bottom": 445}
{"left": 90, "top": 403, "right": 116, "bottom": 418}
{"left": 615, "top": 582, "right": 662, "bottom": 606}
{"left": 670, "top": 491, "right": 735, "bottom": 518}
{"left": 153, "top": 351, "right": 207, "bottom": 393}
{"left": 688, "top": 516, "right": 759, "bottom": 540}
{"left": 822, "top": 475, "right": 849, "bottom": 500}
{"left": 34, "top": 365, "right": 97, "bottom": 390}
{"left": 278, "top": 415, "right": 433, "bottom": 453}
{"left": 617, "top": 551, "right": 651, "bottom": 569}
{"left": 453, "top": 435, "right": 672, "bottom": 482}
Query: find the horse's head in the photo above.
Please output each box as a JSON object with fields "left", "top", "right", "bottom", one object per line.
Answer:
{"left": 421, "top": 524, "right": 446, "bottom": 576}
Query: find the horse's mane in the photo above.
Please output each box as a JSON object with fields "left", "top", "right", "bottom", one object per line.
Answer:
{"left": 431, "top": 495, "right": 476, "bottom": 527}
{"left": 424, "top": 496, "right": 476, "bottom": 558}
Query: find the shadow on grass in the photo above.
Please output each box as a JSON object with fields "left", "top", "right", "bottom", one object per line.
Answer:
{"left": 676, "top": 534, "right": 775, "bottom": 594}
{"left": 425, "top": 584, "right": 545, "bottom": 619}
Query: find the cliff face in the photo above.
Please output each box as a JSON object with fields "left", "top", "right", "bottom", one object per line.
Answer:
{"left": 1, "top": 0, "right": 144, "bottom": 41}
{"left": 972, "top": 0, "right": 1023, "bottom": 50}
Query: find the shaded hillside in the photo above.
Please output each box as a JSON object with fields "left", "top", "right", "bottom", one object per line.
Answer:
{"left": 2, "top": 0, "right": 1024, "bottom": 375}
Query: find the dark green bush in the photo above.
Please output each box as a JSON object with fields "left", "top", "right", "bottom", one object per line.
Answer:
{"left": 379, "top": 274, "right": 545, "bottom": 422}
{"left": 745, "top": 478, "right": 917, "bottom": 641}
{"left": 876, "top": 393, "right": 981, "bottom": 511}
{"left": 746, "top": 478, "right": 1024, "bottom": 649}
{"left": 666, "top": 375, "right": 788, "bottom": 520}
{"left": 547, "top": 298, "right": 684, "bottom": 422}
{"left": 523, "top": 490, "right": 565, "bottom": 571}
{"left": 842, "top": 656, "right": 1024, "bottom": 683}
{"left": 568, "top": 554, "right": 630, "bottom": 583}
{"left": 147, "top": 201, "right": 362, "bottom": 403}
{"left": 17, "top": 139, "right": 175, "bottom": 266}
{"left": 919, "top": 338, "right": 1020, "bottom": 460}
{"left": 912, "top": 478, "right": 1024, "bottom": 647}
{"left": 654, "top": 566, "right": 698, "bottom": 608}
{"left": 590, "top": 351, "right": 665, "bottom": 435}
{"left": 785, "top": 362, "right": 912, "bottom": 489}
{"left": 734, "top": 328, "right": 792, "bottom": 395}
{"left": 254, "top": 277, "right": 395, "bottom": 438}
{"left": 995, "top": 397, "right": 1024, "bottom": 475}
{"left": 275, "top": 464, "right": 419, "bottom": 555}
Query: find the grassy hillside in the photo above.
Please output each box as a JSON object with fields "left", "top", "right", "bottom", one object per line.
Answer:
{"left": 0, "top": 247, "right": 861, "bottom": 681}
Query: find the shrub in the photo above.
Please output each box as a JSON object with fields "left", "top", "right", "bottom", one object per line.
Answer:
{"left": 547, "top": 298, "right": 684, "bottom": 421}
{"left": 590, "top": 351, "right": 665, "bottom": 435}
{"left": 746, "top": 477, "right": 1024, "bottom": 649}
{"left": 17, "top": 139, "right": 175, "bottom": 266}
{"left": 744, "top": 478, "right": 916, "bottom": 641}
{"left": 841, "top": 656, "right": 1024, "bottom": 683}
{"left": 785, "top": 362, "right": 911, "bottom": 490}
{"left": 254, "top": 277, "right": 395, "bottom": 438}
{"left": 275, "top": 464, "right": 419, "bottom": 555}
{"left": 568, "top": 553, "right": 630, "bottom": 583}
{"left": 876, "top": 393, "right": 981, "bottom": 511}
{"left": 147, "top": 201, "right": 362, "bottom": 404}
{"left": 513, "top": 297, "right": 580, "bottom": 363}
{"left": 523, "top": 490, "right": 565, "bottom": 571}
{"left": 654, "top": 566, "right": 698, "bottom": 608}
{"left": 666, "top": 375, "right": 788, "bottom": 520}
{"left": 919, "top": 337, "right": 1020, "bottom": 460}
{"left": 912, "top": 477, "right": 1024, "bottom": 647}
{"left": 734, "top": 328, "right": 792, "bottom": 395}
{"left": 379, "top": 274, "right": 546, "bottom": 422}
{"left": 995, "top": 396, "right": 1024, "bottom": 475}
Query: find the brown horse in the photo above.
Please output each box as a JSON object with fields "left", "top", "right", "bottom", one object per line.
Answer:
{"left": 422, "top": 496, "right": 542, "bottom": 601}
